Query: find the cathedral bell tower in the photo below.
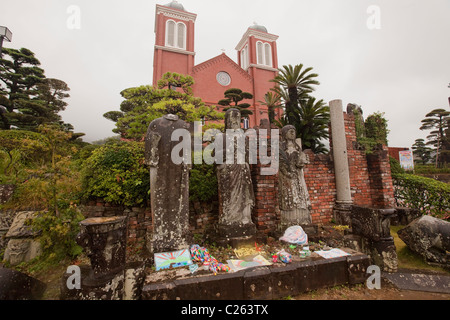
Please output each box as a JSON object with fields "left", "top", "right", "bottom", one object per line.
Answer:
{"left": 235, "top": 23, "right": 280, "bottom": 126}
{"left": 153, "top": 1, "right": 197, "bottom": 85}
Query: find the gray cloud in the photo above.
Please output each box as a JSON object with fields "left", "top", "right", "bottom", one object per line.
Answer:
{"left": 1, "top": 0, "right": 449, "bottom": 148}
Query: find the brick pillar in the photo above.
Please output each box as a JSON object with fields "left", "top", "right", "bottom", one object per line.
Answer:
{"left": 251, "top": 121, "right": 280, "bottom": 236}
{"left": 367, "top": 145, "right": 396, "bottom": 208}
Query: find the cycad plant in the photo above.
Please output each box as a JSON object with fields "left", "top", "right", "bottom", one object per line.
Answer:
{"left": 269, "top": 64, "right": 329, "bottom": 153}
{"left": 270, "top": 64, "right": 320, "bottom": 125}
{"left": 259, "top": 91, "right": 282, "bottom": 124}
{"left": 294, "top": 97, "right": 329, "bottom": 153}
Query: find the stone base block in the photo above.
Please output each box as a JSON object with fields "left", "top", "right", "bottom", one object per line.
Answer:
{"left": 141, "top": 252, "right": 371, "bottom": 300}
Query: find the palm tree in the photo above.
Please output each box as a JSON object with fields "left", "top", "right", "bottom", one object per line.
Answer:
{"left": 259, "top": 91, "right": 282, "bottom": 124}
{"left": 270, "top": 64, "right": 320, "bottom": 125}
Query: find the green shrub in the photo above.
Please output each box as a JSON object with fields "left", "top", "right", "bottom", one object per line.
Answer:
{"left": 392, "top": 173, "right": 450, "bottom": 220}
{"left": 0, "top": 130, "right": 50, "bottom": 183}
{"left": 189, "top": 162, "right": 218, "bottom": 202}
{"left": 389, "top": 156, "right": 405, "bottom": 175}
{"left": 81, "top": 140, "right": 149, "bottom": 207}
{"left": 0, "top": 130, "right": 49, "bottom": 160}
{"left": 414, "top": 164, "right": 450, "bottom": 174}
{"left": 30, "top": 207, "right": 85, "bottom": 261}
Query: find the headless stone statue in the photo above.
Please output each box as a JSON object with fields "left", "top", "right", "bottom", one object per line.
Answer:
{"left": 144, "top": 114, "right": 192, "bottom": 253}
{"left": 216, "top": 109, "right": 256, "bottom": 241}
{"left": 278, "top": 125, "right": 312, "bottom": 227}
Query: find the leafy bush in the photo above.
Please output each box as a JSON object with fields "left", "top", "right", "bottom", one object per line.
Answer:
{"left": 81, "top": 140, "right": 149, "bottom": 207}
{"left": 414, "top": 164, "right": 450, "bottom": 174}
{"left": 392, "top": 173, "right": 450, "bottom": 220}
{"left": 189, "top": 162, "right": 218, "bottom": 202}
{"left": 31, "top": 207, "right": 85, "bottom": 261}
{"left": 389, "top": 156, "right": 405, "bottom": 175}
{"left": 0, "top": 130, "right": 49, "bottom": 160}
{"left": 354, "top": 111, "right": 390, "bottom": 154}
{"left": 0, "top": 130, "right": 49, "bottom": 183}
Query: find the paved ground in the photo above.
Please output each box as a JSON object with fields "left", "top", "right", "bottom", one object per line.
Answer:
{"left": 382, "top": 271, "right": 450, "bottom": 294}
{"left": 293, "top": 272, "right": 450, "bottom": 300}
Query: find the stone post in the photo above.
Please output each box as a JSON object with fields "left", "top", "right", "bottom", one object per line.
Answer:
{"left": 61, "top": 216, "right": 128, "bottom": 300}
{"left": 329, "top": 100, "right": 353, "bottom": 225}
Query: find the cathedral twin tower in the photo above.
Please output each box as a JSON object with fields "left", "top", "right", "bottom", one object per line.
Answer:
{"left": 153, "top": 1, "right": 280, "bottom": 127}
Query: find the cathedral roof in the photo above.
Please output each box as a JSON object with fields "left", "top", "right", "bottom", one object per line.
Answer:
{"left": 249, "top": 22, "right": 268, "bottom": 33}
{"left": 164, "top": 0, "right": 185, "bottom": 11}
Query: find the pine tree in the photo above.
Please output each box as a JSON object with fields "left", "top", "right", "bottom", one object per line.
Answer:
{"left": 0, "top": 47, "right": 72, "bottom": 131}
{"left": 218, "top": 88, "right": 254, "bottom": 119}
{"left": 420, "top": 108, "right": 450, "bottom": 167}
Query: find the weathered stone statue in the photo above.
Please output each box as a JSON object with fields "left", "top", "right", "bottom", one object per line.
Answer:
{"left": 216, "top": 109, "right": 256, "bottom": 241}
{"left": 278, "top": 125, "right": 312, "bottom": 227}
{"left": 144, "top": 114, "right": 192, "bottom": 253}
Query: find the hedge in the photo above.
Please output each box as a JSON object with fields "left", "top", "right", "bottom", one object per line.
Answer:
{"left": 392, "top": 173, "right": 450, "bottom": 220}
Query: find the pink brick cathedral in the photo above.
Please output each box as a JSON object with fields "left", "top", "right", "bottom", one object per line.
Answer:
{"left": 153, "top": 1, "right": 281, "bottom": 127}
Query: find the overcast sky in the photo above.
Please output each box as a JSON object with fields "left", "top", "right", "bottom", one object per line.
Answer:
{"left": 1, "top": 0, "right": 449, "bottom": 148}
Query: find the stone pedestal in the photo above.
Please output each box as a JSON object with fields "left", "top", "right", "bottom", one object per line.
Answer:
{"left": 333, "top": 202, "right": 353, "bottom": 226}
{"left": 216, "top": 222, "right": 256, "bottom": 248}
{"left": 62, "top": 216, "right": 128, "bottom": 300}
{"left": 60, "top": 261, "right": 146, "bottom": 300}
{"left": 76, "top": 216, "right": 128, "bottom": 279}
{"left": 351, "top": 206, "right": 398, "bottom": 272}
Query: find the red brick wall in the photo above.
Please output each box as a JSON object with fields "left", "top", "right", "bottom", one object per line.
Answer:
{"left": 250, "top": 111, "right": 396, "bottom": 231}
{"left": 303, "top": 151, "right": 336, "bottom": 225}
{"left": 250, "top": 125, "right": 280, "bottom": 235}
{"left": 84, "top": 111, "right": 396, "bottom": 242}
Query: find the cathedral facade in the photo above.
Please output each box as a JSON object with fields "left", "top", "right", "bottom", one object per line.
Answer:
{"left": 152, "top": 1, "right": 280, "bottom": 127}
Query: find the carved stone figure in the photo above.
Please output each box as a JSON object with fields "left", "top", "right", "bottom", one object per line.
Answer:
{"left": 278, "top": 125, "right": 312, "bottom": 227}
{"left": 144, "top": 114, "right": 192, "bottom": 253}
{"left": 216, "top": 109, "right": 256, "bottom": 240}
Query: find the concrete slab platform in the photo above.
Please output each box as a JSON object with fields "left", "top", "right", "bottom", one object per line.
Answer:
{"left": 141, "top": 250, "right": 371, "bottom": 300}
{"left": 382, "top": 271, "right": 450, "bottom": 294}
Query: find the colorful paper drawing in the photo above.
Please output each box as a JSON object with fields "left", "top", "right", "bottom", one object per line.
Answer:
{"left": 315, "top": 248, "right": 350, "bottom": 260}
{"left": 154, "top": 249, "right": 193, "bottom": 271}
{"left": 227, "top": 254, "right": 272, "bottom": 272}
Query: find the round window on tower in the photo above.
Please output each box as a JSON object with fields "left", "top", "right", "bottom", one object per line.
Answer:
{"left": 216, "top": 71, "right": 231, "bottom": 86}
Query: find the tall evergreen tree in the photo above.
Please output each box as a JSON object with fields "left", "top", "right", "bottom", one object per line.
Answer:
{"left": 420, "top": 108, "right": 450, "bottom": 167}
{"left": 0, "top": 47, "right": 72, "bottom": 131}
{"left": 412, "top": 138, "right": 432, "bottom": 165}
{"left": 104, "top": 72, "right": 223, "bottom": 140}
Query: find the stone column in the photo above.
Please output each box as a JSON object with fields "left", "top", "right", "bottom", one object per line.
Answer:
{"left": 329, "top": 100, "right": 353, "bottom": 225}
